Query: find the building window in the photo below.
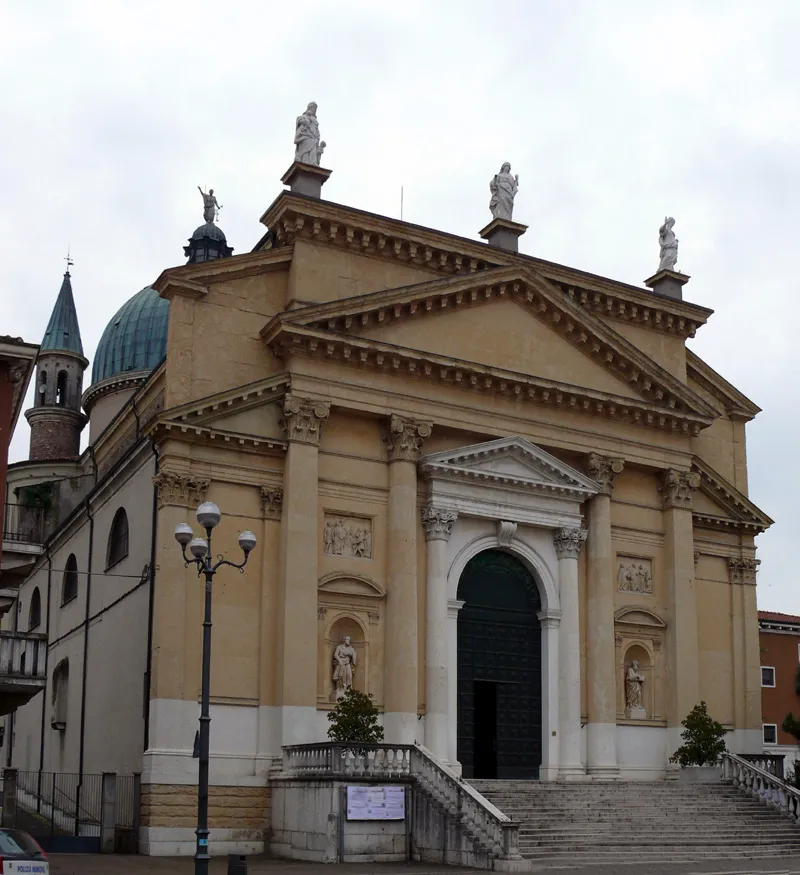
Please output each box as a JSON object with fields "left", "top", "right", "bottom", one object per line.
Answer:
{"left": 61, "top": 554, "right": 78, "bottom": 605}
{"left": 51, "top": 658, "right": 69, "bottom": 731}
{"left": 106, "top": 508, "right": 129, "bottom": 569}
{"left": 56, "top": 370, "right": 68, "bottom": 406}
{"left": 763, "top": 724, "right": 778, "bottom": 745}
{"left": 28, "top": 587, "right": 41, "bottom": 631}
{"left": 36, "top": 371, "right": 47, "bottom": 406}
{"left": 761, "top": 666, "right": 776, "bottom": 687}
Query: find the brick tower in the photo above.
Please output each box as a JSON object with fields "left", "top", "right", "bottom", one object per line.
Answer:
{"left": 25, "top": 267, "right": 88, "bottom": 460}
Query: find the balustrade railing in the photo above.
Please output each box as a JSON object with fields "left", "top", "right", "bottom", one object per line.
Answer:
{"left": 281, "top": 741, "right": 521, "bottom": 864}
{"left": 0, "top": 631, "right": 47, "bottom": 682}
{"left": 737, "top": 753, "right": 785, "bottom": 779}
{"left": 722, "top": 752, "right": 800, "bottom": 822}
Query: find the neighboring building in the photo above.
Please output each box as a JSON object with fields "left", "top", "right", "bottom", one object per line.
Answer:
{"left": 759, "top": 610, "right": 800, "bottom": 775}
{"left": 0, "top": 335, "right": 46, "bottom": 725}
{"left": 6, "top": 144, "right": 773, "bottom": 857}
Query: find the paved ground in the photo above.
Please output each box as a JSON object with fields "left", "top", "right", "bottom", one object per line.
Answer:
{"left": 46, "top": 857, "right": 800, "bottom": 875}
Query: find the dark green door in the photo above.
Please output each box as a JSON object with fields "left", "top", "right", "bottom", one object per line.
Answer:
{"left": 457, "top": 550, "right": 542, "bottom": 779}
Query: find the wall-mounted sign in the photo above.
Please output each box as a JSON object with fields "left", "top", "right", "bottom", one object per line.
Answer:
{"left": 346, "top": 785, "right": 405, "bottom": 820}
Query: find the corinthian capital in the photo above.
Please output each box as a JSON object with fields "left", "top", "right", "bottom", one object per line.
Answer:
{"left": 280, "top": 395, "right": 330, "bottom": 445}
{"left": 382, "top": 414, "right": 432, "bottom": 462}
{"left": 728, "top": 557, "right": 759, "bottom": 585}
{"left": 553, "top": 527, "right": 588, "bottom": 560}
{"left": 420, "top": 505, "right": 457, "bottom": 541}
{"left": 153, "top": 470, "right": 210, "bottom": 508}
{"left": 660, "top": 468, "right": 700, "bottom": 510}
{"left": 587, "top": 453, "right": 624, "bottom": 495}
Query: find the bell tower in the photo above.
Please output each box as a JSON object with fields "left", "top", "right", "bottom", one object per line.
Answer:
{"left": 25, "top": 265, "right": 88, "bottom": 460}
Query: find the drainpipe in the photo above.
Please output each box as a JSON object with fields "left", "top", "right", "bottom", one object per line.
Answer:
{"left": 76, "top": 498, "right": 94, "bottom": 832}
{"left": 38, "top": 547, "right": 52, "bottom": 775}
{"left": 143, "top": 440, "right": 159, "bottom": 752}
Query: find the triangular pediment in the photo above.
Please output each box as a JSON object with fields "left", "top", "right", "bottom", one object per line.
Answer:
{"left": 615, "top": 607, "right": 666, "bottom": 629}
{"left": 692, "top": 458, "right": 773, "bottom": 534}
{"left": 263, "top": 266, "right": 718, "bottom": 436}
{"left": 419, "top": 436, "right": 600, "bottom": 501}
{"left": 686, "top": 349, "right": 760, "bottom": 421}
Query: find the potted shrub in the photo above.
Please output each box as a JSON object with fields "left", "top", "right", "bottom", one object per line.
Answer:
{"left": 669, "top": 701, "right": 727, "bottom": 782}
{"left": 327, "top": 688, "right": 384, "bottom": 748}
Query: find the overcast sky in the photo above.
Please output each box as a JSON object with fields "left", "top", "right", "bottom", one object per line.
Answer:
{"left": 1, "top": 1, "right": 797, "bottom": 611}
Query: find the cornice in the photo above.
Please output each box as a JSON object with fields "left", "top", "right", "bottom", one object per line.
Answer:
{"left": 82, "top": 369, "right": 152, "bottom": 415}
{"left": 152, "top": 248, "right": 294, "bottom": 299}
{"left": 267, "top": 265, "right": 718, "bottom": 424}
{"left": 158, "top": 373, "right": 291, "bottom": 427}
{"left": 691, "top": 457, "right": 773, "bottom": 534}
{"left": 258, "top": 193, "right": 713, "bottom": 340}
{"left": 150, "top": 420, "right": 287, "bottom": 456}
{"left": 0, "top": 341, "right": 38, "bottom": 435}
{"left": 686, "top": 349, "right": 761, "bottom": 420}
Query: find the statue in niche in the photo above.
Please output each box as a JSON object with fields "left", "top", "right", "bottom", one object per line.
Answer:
{"left": 332, "top": 635, "right": 357, "bottom": 700}
{"left": 489, "top": 163, "right": 519, "bottom": 221}
{"left": 626, "top": 660, "right": 645, "bottom": 711}
{"left": 294, "top": 101, "right": 322, "bottom": 165}
{"left": 658, "top": 216, "right": 679, "bottom": 272}
{"left": 197, "top": 186, "right": 220, "bottom": 224}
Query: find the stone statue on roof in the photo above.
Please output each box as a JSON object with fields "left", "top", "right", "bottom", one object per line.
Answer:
{"left": 658, "top": 216, "right": 679, "bottom": 272}
{"left": 294, "top": 102, "right": 322, "bottom": 166}
{"left": 489, "top": 163, "right": 519, "bottom": 221}
{"left": 197, "top": 187, "right": 220, "bottom": 224}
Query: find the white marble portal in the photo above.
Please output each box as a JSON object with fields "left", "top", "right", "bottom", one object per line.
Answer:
{"left": 418, "top": 436, "right": 599, "bottom": 780}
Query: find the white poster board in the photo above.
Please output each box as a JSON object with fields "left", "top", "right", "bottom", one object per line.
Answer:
{"left": 3, "top": 863, "right": 49, "bottom": 875}
{"left": 346, "top": 785, "right": 405, "bottom": 820}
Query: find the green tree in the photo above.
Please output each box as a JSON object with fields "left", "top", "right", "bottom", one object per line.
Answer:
{"left": 669, "top": 701, "right": 727, "bottom": 767}
{"left": 327, "top": 688, "right": 384, "bottom": 745}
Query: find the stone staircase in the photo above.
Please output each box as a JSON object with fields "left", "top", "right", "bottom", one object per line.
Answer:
{"left": 469, "top": 779, "right": 800, "bottom": 866}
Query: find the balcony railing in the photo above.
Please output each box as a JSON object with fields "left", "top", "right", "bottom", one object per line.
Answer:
{"left": 2, "top": 503, "right": 45, "bottom": 546}
{"left": 0, "top": 631, "right": 47, "bottom": 682}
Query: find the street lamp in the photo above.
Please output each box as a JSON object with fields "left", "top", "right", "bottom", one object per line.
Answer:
{"left": 175, "top": 502, "right": 257, "bottom": 875}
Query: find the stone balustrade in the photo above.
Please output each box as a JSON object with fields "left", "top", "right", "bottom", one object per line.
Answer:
{"left": 737, "top": 753, "right": 786, "bottom": 779}
{"left": 280, "top": 741, "right": 522, "bottom": 869}
{"left": 722, "top": 752, "right": 800, "bottom": 821}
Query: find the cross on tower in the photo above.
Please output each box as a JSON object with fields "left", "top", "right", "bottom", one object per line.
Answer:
{"left": 64, "top": 247, "right": 73, "bottom": 272}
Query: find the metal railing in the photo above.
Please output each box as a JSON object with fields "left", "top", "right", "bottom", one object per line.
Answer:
{"left": 0, "top": 632, "right": 47, "bottom": 682}
{"left": 17, "top": 771, "right": 102, "bottom": 837}
{"left": 2, "top": 503, "right": 45, "bottom": 545}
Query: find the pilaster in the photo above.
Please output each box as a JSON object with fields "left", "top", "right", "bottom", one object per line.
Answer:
{"left": 382, "top": 414, "right": 432, "bottom": 744}
{"left": 585, "top": 453, "right": 624, "bottom": 778}
{"left": 659, "top": 469, "right": 700, "bottom": 736}
{"left": 537, "top": 609, "right": 562, "bottom": 782}
{"left": 277, "top": 396, "right": 330, "bottom": 744}
{"left": 553, "top": 527, "right": 587, "bottom": 779}
{"left": 421, "top": 505, "right": 457, "bottom": 762}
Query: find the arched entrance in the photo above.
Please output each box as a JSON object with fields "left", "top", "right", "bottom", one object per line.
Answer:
{"left": 457, "top": 549, "right": 542, "bottom": 779}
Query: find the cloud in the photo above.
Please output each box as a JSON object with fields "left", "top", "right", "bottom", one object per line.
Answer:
{"left": 1, "top": 0, "right": 796, "bottom": 609}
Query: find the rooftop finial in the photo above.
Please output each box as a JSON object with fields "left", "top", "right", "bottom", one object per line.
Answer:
{"left": 197, "top": 186, "right": 221, "bottom": 224}
{"left": 64, "top": 246, "right": 74, "bottom": 274}
{"left": 489, "top": 163, "right": 519, "bottom": 221}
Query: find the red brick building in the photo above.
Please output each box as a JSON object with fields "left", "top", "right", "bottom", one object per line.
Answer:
{"left": 759, "top": 610, "right": 800, "bottom": 772}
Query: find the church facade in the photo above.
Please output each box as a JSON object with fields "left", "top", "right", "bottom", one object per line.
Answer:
{"left": 6, "top": 131, "right": 772, "bottom": 856}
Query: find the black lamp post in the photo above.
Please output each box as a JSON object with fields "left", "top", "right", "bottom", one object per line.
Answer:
{"left": 174, "top": 502, "right": 257, "bottom": 875}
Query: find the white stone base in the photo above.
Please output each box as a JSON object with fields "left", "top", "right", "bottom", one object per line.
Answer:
{"left": 382, "top": 711, "right": 419, "bottom": 745}
{"left": 139, "top": 827, "right": 264, "bottom": 857}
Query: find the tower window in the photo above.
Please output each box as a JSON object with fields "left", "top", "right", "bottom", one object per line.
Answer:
{"left": 28, "top": 587, "right": 41, "bottom": 631}
{"left": 106, "top": 508, "right": 129, "bottom": 569}
{"left": 56, "top": 370, "right": 68, "bottom": 406}
{"left": 37, "top": 371, "right": 47, "bottom": 406}
{"left": 61, "top": 554, "right": 78, "bottom": 605}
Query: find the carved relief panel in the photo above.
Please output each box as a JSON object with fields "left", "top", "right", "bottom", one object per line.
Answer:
{"left": 322, "top": 514, "right": 373, "bottom": 559}
{"left": 616, "top": 555, "right": 653, "bottom": 595}
{"left": 317, "top": 573, "right": 384, "bottom": 707}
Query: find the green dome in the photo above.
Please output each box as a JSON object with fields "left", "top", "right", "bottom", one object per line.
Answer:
{"left": 91, "top": 286, "right": 169, "bottom": 385}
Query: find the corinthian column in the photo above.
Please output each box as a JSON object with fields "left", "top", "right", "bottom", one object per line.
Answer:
{"left": 553, "top": 527, "right": 588, "bottom": 779}
{"left": 277, "top": 395, "right": 330, "bottom": 744}
{"left": 421, "top": 504, "right": 457, "bottom": 762}
{"left": 382, "top": 414, "right": 432, "bottom": 744}
{"left": 586, "top": 452, "right": 624, "bottom": 778}
{"left": 660, "top": 468, "right": 700, "bottom": 749}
